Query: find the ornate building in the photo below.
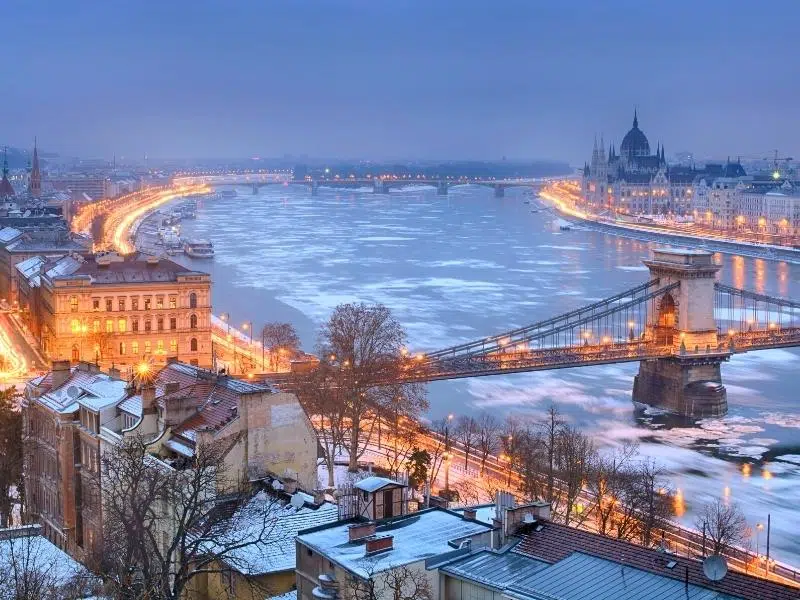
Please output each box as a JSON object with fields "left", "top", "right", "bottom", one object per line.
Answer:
{"left": 0, "top": 148, "right": 15, "bottom": 199}
{"left": 28, "top": 137, "right": 42, "bottom": 197}
{"left": 581, "top": 111, "right": 717, "bottom": 216}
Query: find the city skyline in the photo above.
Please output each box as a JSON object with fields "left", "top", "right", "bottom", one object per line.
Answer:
{"left": 2, "top": 1, "right": 798, "bottom": 163}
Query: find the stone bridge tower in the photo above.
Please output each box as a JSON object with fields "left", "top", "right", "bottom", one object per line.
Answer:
{"left": 633, "top": 248, "right": 728, "bottom": 418}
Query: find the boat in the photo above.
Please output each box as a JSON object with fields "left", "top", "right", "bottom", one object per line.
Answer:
{"left": 184, "top": 239, "right": 215, "bottom": 258}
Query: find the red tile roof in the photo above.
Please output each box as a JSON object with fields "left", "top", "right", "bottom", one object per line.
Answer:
{"left": 513, "top": 521, "right": 798, "bottom": 600}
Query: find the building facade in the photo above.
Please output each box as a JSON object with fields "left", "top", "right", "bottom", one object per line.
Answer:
{"left": 37, "top": 252, "right": 213, "bottom": 369}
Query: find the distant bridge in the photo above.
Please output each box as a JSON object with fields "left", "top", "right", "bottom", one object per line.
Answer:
{"left": 174, "top": 172, "right": 548, "bottom": 197}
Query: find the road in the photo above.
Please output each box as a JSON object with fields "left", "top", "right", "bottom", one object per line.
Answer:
{"left": 0, "top": 312, "right": 47, "bottom": 388}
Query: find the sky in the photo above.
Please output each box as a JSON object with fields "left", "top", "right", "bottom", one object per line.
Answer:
{"left": 2, "top": 0, "right": 798, "bottom": 164}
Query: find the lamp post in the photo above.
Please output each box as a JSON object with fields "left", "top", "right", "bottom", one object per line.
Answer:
{"left": 242, "top": 321, "right": 252, "bottom": 373}
{"left": 756, "top": 522, "right": 764, "bottom": 573}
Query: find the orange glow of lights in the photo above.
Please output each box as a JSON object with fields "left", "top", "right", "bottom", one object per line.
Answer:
{"left": 742, "top": 463, "right": 752, "bottom": 477}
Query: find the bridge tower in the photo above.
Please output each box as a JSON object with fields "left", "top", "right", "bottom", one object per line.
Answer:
{"left": 633, "top": 248, "right": 728, "bottom": 418}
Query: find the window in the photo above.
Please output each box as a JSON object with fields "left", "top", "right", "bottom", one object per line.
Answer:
{"left": 157, "top": 317, "right": 164, "bottom": 331}
{"left": 70, "top": 319, "right": 80, "bottom": 334}
{"left": 132, "top": 341, "right": 139, "bottom": 355}
{"left": 156, "top": 296, "right": 164, "bottom": 310}
{"left": 144, "top": 297, "right": 151, "bottom": 311}
{"left": 93, "top": 320, "right": 100, "bottom": 333}
{"left": 69, "top": 296, "right": 78, "bottom": 312}
{"left": 169, "top": 339, "right": 177, "bottom": 353}
{"left": 169, "top": 296, "right": 177, "bottom": 309}
{"left": 131, "top": 297, "right": 139, "bottom": 311}
{"left": 190, "top": 338, "right": 198, "bottom": 352}
{"left": 92, "top": 298, "right": 100, "bottom": 311}
{"left": 119, "top": 342, "right": 126, "bottom": 355}
{"left": 132, "top": 319, "right": 139, "bottom": 332}
{"left": 190, "top": 314, "right": 197, "bottom": 329}
{"left": 157, "top": 340, "right": 164, "bottom": 352}
{"left": 189, "top": 293, "right": 197, "bottom": 309}
{"left": 118, "top": 297, "right": 126, "bottom": 311}
{"left": 106, "top": 320, "right": 114, "bottom": 333}
{"left": 118, "top": 319, "right": 126, "bottom": 333}
{"left": 105, "top": 298, "right": 113, "bottom": 312}
{"left": 144, "top": 320, "right": 152, "bottom": 332}
{"left": 169, "top": 317, "right": 176, "bottom": 330}
{"left": 144, "top": 341, "right": 151, "bottom": 354}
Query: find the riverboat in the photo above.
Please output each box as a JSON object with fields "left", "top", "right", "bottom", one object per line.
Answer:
{"left": 184, "top": 239, "right": 215, "bottom": 258}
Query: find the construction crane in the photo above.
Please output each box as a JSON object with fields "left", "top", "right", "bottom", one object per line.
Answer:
{"left": 764, "top": 149, "right": 793, "bottom": 179}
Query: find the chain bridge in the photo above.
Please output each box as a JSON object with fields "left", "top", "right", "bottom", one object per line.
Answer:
{"left": 394, "top": 248, "right": 800, "bottom": 418}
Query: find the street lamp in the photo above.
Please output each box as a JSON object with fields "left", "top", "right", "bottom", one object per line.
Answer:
{"left": 756, "top": 522, "right": 764, "bottom": 573}
{"left": 242, "top": 321, "right": 252, "bottom": 373}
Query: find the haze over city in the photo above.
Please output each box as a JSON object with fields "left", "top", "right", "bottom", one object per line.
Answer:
{"left": 3, "top": 0, "right": 799, "bottom": 161}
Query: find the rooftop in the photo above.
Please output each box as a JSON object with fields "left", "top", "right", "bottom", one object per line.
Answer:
{"left": 296, "top": 508, "right": 493, "bottom": 578}
{"left": 514, "top": 521, "right": 798, "bottom": 600}
{"left": 441, "top": 548, "right": 549, "bottom": 592}
{"left": 36, "top": 367, "right": 129, "bottom": 414}
{"left": 506, "top": 551, "right": 742, "bottom": 600}
{"left": 55, "top": 252, "right": 207, "bottom": 284}
{"left": 354, "top": 476, "right": 405, "bottom": 493}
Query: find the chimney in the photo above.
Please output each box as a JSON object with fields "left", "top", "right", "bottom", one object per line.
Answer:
{"left": 348, "top": 522, "right": 376, "bottom": 542}
{"left": 51, "top": 360, "right": 71, "bottom": 389}
{"left": 313, "top": 489, "right": 326, "bottom": 505}
{"left": 365, "top": 535, "right": 393, "bottom": 555}
{"left": 108, "top": 366, "right": 121, "bottom": 380}
{"left": 463, "top": 508, "right": 477, "bottom": 521}
{"left": 283, "top": 477, "right": 298, "bottom": 495}
{"left": 141, "top": 383, "right": 156, "bottom": 415}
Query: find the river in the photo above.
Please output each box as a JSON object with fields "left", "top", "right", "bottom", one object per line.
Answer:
{"left": 171, "top": 183, "right": 800, "bottom": 564}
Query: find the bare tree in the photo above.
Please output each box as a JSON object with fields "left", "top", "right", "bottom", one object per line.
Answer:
{"left": 555, "top": 425, "right": 595, "bottom": 527}
{"left": 541, "top": 404, "right": 564, "bottom": 505}
{"left": 0, "top": 388, "right": 22, "bottom": 529}
{"left": 0, "top": 531, "right": 98, "bottom": 600}
{"left": 347, "top": 560, "right": 433, "bottom": 600}
{"left": 632, "top": 459, "right": 673, "bottom": 547}
{"left": 587, "top": 442, "right": 639, "bottom": 537}
{"left": 318, "top": 303, "right": 426, "bottom": 472}
{"left": 260, "top": 322, "right": 301, "bottom": 371}
{"left": 516, "top": 426, "right": 546, "bottom": 501}
{"left": 695, "top": 498, "right": 749, "bottom": 555}
{"left": 98, "top": 433, "right": 283, "bottom": 600}
{"left": 454, "top": 415, "right": 478, "bottom": 470}
{"left": 476, "top": 413, "right": 500, "bottom": 476}
{"left": 297, "top": 364, "right": 347, "bottom": 488}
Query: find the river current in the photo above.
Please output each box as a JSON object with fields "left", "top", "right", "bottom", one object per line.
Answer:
{"left": 173, "top": 184, "right": 800, "bottom": 563}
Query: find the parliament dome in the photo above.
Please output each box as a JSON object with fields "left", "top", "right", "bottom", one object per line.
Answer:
{"left": 620, "top": 110, "right": 651, "bottom": 158}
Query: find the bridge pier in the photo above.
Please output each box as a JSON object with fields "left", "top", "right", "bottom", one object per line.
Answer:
{"left": 633, "top": 356, "right": 727, "bottom": 418}
{"left": 252, "top": 184, "right": 259, "bottom": 195}
{"left": 373, "top": 180, "right": 390, "bottom": 194}
{"left": 494, "top": 184, "right": 505, "bottom": 198}
{"left": 634, "top": 248, "right": 729, "bottom": 418}
{"left": 437, "top": 181, "right": 448, "bottom": 195}
{"left": 309, "top": 181, "right": 319, "bottom": 196}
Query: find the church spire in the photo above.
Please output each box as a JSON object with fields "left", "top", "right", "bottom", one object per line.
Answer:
{"left": 633, "top": 108, "right": 639, "bottom": 129}
{"left": 0, "top": 147, "right": 15, "bottom": 199}
{"left": 29, "top": 137, "right": 41, "bottom": 197}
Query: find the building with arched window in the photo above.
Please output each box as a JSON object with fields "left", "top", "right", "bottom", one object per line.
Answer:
{"left": 34, "top": 252, "right": 212, "bottom": 369}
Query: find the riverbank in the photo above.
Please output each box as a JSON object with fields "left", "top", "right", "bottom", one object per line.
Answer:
{"left": 539, "top": 186, "right": 800, "bottom": 265}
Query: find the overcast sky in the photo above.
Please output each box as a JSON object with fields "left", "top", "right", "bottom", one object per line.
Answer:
{"left": 3, "top": 0, "right": 798, "bottom": 163}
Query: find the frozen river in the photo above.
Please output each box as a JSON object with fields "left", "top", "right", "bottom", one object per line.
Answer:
{"left": 174, "top": 183, "right": 800, "bottom": 564}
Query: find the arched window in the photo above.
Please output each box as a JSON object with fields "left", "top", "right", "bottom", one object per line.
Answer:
{"left": 189, "top": 293, "right": 197, "bottom": 309}
{"left": 190, "top": 338, "right": 198, "bottom": 352}
{"left": 71, "top": 345, "right": 79, "bottom": 361}
{"left": 190, "top": 314, "right": 198, "bottom": 329}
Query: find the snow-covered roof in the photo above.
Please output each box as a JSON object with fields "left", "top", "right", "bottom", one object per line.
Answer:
{"left": 354, "top": 476, "right": 404, "bottom": 493}
{"left": 37, "top": 369, "right": 129, "bottom": 414}
{"left": 271, "top": 591, "right": 297, "bottom": 600}
{"left": 216, "top": 492, "right": 339, "bottom": 576}
{"left": 118, "top": 394, "right": 142, "bottom": 417}
{"left": 0, "top": 530, "right": 94, "bottom": 589}
{"left": 297, "top": 508, "right": 493, "bottom": 578}
{"left": 0, "top": 226, "right": 22, "bottom": 244}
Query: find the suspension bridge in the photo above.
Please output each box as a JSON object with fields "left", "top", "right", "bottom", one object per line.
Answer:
{"left": 345, "top": 248, "right": 800, "bottom": 418}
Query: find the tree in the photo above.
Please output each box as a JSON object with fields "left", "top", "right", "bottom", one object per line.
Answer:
{"left": 631, "top": 459, "right": 673, "bottom": 547}
{"left": 0, "top": 532, "right": 99, "bottom": 600}
{"left": 406, "top": 448, "right": 430, "bottom": 491}
{"left": 0, "top": 388, "right": 22, "bottom": 529}
{"left": 260, "top": 322, "right": 301, "bottom": 372}
{"left": 297, "top": 364, "right": 347, "bottom": 488}
{"left": 347, "top": 561, "right": 433, "bottom": 600}
{"left": 587, "top": 443, "right": 639, "bottom": 537}
{"left": 476, "top": 413, "right": 500, "bottom": 476}
{"left": 515, "top": 426, "right": 546, "bottom": 501}
{"left": 695, "top": 498, "right": 749, "bottom": 555}
{"left": 318, "top": 303, "right": 426, "bottom": 472}
{"left": 454, "top": 415, "right": 478, "bottom": 470}
{"left": 555, "top": 425, "right": 595, "bottom": 527}
{"left": 98, "top": 434, "right": 283, "bottom": 600}
{"left": 541, "top": 404, "right": 564, "bottom": 505}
